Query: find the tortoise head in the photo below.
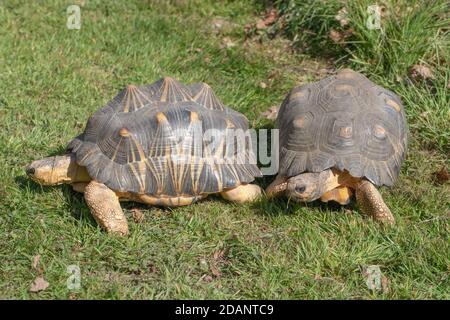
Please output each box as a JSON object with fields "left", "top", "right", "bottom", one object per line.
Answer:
{"left": 26, "top": 154, "right": 90, "bottom": 185}
{"left": 286, "top": 171, "right": 331, "bottom": 202}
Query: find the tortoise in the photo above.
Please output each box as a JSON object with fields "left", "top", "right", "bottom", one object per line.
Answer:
{"left": 266, "top": 69, "right": 407, "bottom": 224}
{"left": 26, "top": 77, "right": 262, "bottom": 235}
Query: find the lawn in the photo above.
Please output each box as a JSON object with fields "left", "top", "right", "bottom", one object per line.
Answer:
{"left": 0, "top": 0, "right": 448, "bottom": 299}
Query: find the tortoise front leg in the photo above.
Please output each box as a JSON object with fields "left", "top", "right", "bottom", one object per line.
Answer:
{"left": 265, "top": 175, "right": 288, "bottom": 198}
{"left": 220, "top": 183, "right": 262, "bottom": 203}
{"left": 355, "top": 180, "right": 395, "bottom": 225}
{"left": 84, "top": 181, "right": 129, "bottom": 235}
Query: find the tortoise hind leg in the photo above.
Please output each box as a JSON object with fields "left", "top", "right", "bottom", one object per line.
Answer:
{"left": 220, "top": 183, "right": 262, "bottom": 203}
{"left": 84, "top": 181, "right": 129, "bottom": 235}
{"left": 355, "top": 180, "right": 395, "bottom": 225}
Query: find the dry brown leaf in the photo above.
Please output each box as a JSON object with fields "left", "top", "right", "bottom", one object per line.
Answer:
{"left": 329, "top": 28, "right": 353, "bottom": 44}
{"left": 148, "top": 263, "right": 157, "bottom": 274}
{"left": 211, "top": 17, "right": 234, "bottom": 33}
{"left": 410, "top": 64, "right": 435, "bottom": 80}
{"left": 222, "top": 37, "right": 236, "bottom": 48}
{"left": 256, "top": 8, "right": 278, "bottom": 30}
{"left": 131, "top": 208, "right": 145, "bottom": 223}
{"left": 261, "top": 105, "right": 279, "bottom": 120}
{"left": 199, "top": 258, "right": 209, "bottom": 271}
{"left": 213, "top": 249, "right": 225, "bottom": 261}
{"left": 32, "top": 255, "right": 41, "bottom": 271}
{"left": 210, "top": 263, "right": 221, "bottom": 278}
{"left": 380, "top": 5, "right": 389, "bottom": 18}
{"left": 256, "top": 20, "right": 267, "bottom": 30}
{"left": 68, "top": 292, "right": 78, "bottom": 300}
{"left": 211, "top": 18, "right": 226, "bottom": 30}
{"left": 335, "top": 7, "right": 349, "bottom": 26}
{"left": 433, "top": 166, "right": 450, "bottom": 185}
{"left": 329, "top": 29, "right": 344, "bottom": 43}
{"left": 381, "top": 275, "right": 390, "bottom": 294}
{"left": 29, "top": 276, "right": 49, "bottom": 293}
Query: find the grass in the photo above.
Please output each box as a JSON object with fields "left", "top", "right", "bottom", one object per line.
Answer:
{"left": 0, "top": 0, "right": 448, "bottom": 299}
{"left": 276, "top": 0, "right": 449, "bottom": 152}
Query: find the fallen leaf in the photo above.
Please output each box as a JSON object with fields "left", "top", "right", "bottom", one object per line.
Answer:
{"left": 259, "top": 82, "right": 267, "bottom": 89}
{"left": 433, "top": 166, "right": 450, "bottom": 185}
{"left": 68, "top": 293, "right": 78, "bottom": 300}
{"left": 210, "top": 17, "right": 234, "bottom": 33}
{"left": 199, "top": 258, "right": 209, "bottom": 271}
{"left": 211, "top": 17, "right": 226, "bottom": 30}
{"left": 30, "top": 276, "right": 49, "bottom": 293}
{"left": 329, "top": 29, "right": 344, "bottom": 43}
{"left": 410, "top": 64, "right": 435, "bottom": 80}
{"left": 213, "top": 249, "right": 225, "bottom": 261}
{"left": 222, "top": 37, "right": 236, "bottom": 48}
{"left": 244, "top": 23, "right": 254, "bottom": 34}
{"left": 210, "top": 263, "right": 221, "bottom": 278}
{"left": 131, "top": 208, "right": 145, "bottom": 223}
{"left": 380, "top": 5, "right": 389, "bottom": 18}
{"left": 381, "top": 275, "right": 390, "bottom": 294}
{"left": 335, "top": 7, "right": 349, "bottom": 26}
{"left": 329, "top": 28, "right": 353, "bottom": 43}
{"left": 148, "top": 263, "right": 157, "bottom": 274}
{"left": 256, "top": 8, "right": 278, "bottom": 30}
{"left": 261, "top": 105, "right": 279, "bottom": 120}
{"left": 32, "top": 255, "right": 41, "bottom": 271}
{"left": 256, "top": 20, "right": 267, "bottom": 30}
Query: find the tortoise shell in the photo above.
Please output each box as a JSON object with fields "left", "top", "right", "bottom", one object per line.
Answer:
{"left": 67, "top": 77, "right": 261, "bottom": 196}
{"left": 277, "top": 69, "right": 407, "bottom": 186}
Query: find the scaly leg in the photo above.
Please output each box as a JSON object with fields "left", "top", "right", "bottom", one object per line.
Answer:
{"left": 265, "top": 175, "right": 288, "bottom": 198}
{"left": 355, "top": 180, "right": 395, "bottom": 225}
{"left": 220, "top": 184, "right": 262, "bottom": 203}
{"left": 84, "top": 181, "right": 129, "bottom": 235}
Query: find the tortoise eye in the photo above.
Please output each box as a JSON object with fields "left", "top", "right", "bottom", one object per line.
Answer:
{"left": 295, "top": 185, "right": 306, "bottom": 193}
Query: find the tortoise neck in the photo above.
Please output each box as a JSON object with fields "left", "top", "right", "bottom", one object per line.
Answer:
{"left": 327, "top": 168, "right": 361, "bottom": 191}
{"left": 27, "top": 154, "right": 91, "bottom": 185}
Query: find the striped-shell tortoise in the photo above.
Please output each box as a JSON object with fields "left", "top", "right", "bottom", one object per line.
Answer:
{"left": 266, "top": 69, "right": 407, "bottom": 224}
{"left": 27, "top": 77, "right": 262, "bottom": 234}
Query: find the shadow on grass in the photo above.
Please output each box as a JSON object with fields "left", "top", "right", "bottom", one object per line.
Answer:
{"left": 250, "top": 192, "right": 356, "bottom": 219}
{"left": 15, "top": 175, "right": 98, "bottom": 227}
{"left": 15, "top": 173, "right": 200, "bottom": 229}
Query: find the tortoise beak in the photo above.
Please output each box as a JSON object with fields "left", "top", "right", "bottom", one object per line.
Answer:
{"left": 26, "top": 166, "right": 35, "bottom": 176}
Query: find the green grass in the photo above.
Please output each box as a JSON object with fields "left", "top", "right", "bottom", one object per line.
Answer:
{"left": 276, "top": 0, "right": 450, "bottom": 152}
{"left": 0, "top": 0, "right": 449, "bottom": 299}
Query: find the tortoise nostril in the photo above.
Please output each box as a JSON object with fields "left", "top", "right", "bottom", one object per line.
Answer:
{"left": 26, "top": 167, "right": 35, "bottom": 175}
{"left": 295, "top": 185, "right": 306, "bottom": 193}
